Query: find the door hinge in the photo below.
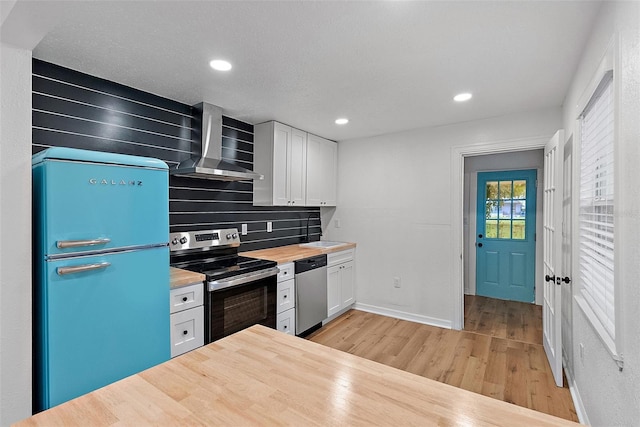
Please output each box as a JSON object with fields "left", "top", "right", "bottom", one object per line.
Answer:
{"left": 534, "top": 233, "right": 537, "bottom": 241}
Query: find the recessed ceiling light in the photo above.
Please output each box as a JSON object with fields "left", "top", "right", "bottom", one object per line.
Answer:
{"left": 209, "top": 59, "right": 232, "bottom": 71}
{"left": 454, "top": 93, "right": 472, "bottom": 102}
{"left": 335, "top": 118, "right": 349, "bottom": 125}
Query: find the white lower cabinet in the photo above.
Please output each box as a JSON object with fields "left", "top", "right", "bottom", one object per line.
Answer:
{"left": 276, "top": 308, "right": 296, "bottom": 336}
{"left": 327, "top": 250, "right": 355, "bottom": 318}
{"left": 276, "top": 263, "right": 296, "bottom": 335}
{"left": 170, "top": 282, "right": 205, "bottom": 358}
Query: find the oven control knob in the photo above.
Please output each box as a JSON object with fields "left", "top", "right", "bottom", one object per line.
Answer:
{"left": 171, "top": 238, "right": 178, "bottom": 245}
{"left": 226, "top": 233, "right": 232, "bottom": 240}
{"left": 232, "top": 233, "right": 238, "bottom": 239}
{"left": 179, "top": 237, "right": 187, "bottom": 244}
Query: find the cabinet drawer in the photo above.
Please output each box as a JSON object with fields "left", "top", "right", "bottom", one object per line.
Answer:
{"left": 170, "top": 306, "right": 204, "bottom": 358}
{"left": 276, "top": 308, "right": 296, "bottom": 336}
{"left": 327, "top": 249, "right": 354, "bottom": 267}
{"left": 170, "top": 282, "right": 203, "bottom": 314}
{"left": 277, "top": 279, "right": 295, "bottom": 314}
{"left": 277, "top": 263, "right": 294, "bottom": 282}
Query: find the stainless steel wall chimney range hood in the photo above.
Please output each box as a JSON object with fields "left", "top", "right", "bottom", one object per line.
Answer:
{"left": 170, "top": 102, "right": 263, "bottom": 181}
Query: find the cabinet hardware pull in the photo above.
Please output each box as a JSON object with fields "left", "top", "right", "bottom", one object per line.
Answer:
{"left": 182, "top": 297, "right": 188, "bottom": 302}
{"left": 545, "top": 274, "right": 555, "bottom": 283}
{"left": 57, "top": 262, "right": 111, "bottom": 276}
{"left": 57, "top": 238, "right": 111, "bottom": 249}
{"left": 183, "top": 330, "right": 188, "bottom": 335}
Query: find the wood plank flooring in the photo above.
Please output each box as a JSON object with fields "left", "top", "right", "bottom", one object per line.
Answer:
{"left": 308, "top": 295, "right": 578, "bottom": 422}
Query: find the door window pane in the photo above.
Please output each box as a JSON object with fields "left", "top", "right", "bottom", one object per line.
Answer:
{"left": 499, "top": 200, "right": 512, "bottom": 219}
{"left": 512, "top": 220, "right": 526, "bottom": 239}
{"left": 513, "top": 200, "right": 526, "bottom": 219}
{"left": 486, "top": 201, "right": 498, "bottom": 219}
{"left": 513, "top": 180, "right": 526, "bottom": 199}
{"left": 498, "top": 220, "right": 511, "bottom": 239}
{"left": 486, "top": 220, "right": 498, "bottom": 238}
{"left": 486, "top": 181, "right": 498, "bottom": 199}
{"left": 499, "top": 181, "right": 513, "bottom": 199}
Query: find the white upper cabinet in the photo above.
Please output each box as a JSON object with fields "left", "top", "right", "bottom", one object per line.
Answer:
{"left": 254, "top": 121, "right": 337, "bottom": 207}
{"left": 306, "top": 134, "right": 337, "bottom": 207}
{"left": 254, "top": 121, "right": 307, "bottom": 206}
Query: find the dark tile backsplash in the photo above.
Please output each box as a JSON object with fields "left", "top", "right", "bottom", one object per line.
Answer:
{"left": 32, "top": 59, "right": 320, "bottom": 251}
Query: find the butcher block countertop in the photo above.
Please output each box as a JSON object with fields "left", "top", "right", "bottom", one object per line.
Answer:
{"left": 16, "top": 325, "right": 580, "bottom": 427}
{"left": 169, "top": 267, "right": 205, "bottom": 290}
{"left": 241, "top": 242, "right": 356, "bottom": 264}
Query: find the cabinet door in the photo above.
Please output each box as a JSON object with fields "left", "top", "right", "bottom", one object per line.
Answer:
{"left": 170, "top": 282, "right": 204, "bottom": 314}
{"left": 289, "top": 128, "right": 307, "bottom": 206}
{"left": 277, "top": 278, "right": 295, "bottom": 314}
{"left": 276, "top": 308, "right": 296, "bottom": 335}
{"left": 306, "top": 134, "right": 324, "bottom": 206}
{"left": 272, "top": 122, "right": 291, "bottom": 206}
{"left": 306, "top": 134, "right": 337, "bottom": 206}
{"left": 327, "top": 264, "right": 341, "bottom": 317}
{"left": 321, "top": 139, "right": 337, "bottom": 206}
{"left": 170, "top": 306, "right": 204, "bottom": 358}
{"left": 340, "top": 261, "right": 355, "bottom": 307}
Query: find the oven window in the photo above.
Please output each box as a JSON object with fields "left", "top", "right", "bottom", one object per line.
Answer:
{"left": 223, "top": 285, "right": 268, "bottom": 336}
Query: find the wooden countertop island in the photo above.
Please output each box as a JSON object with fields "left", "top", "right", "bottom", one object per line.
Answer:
{"left": 16, "top": 325, "right": 579, "bottom": 426}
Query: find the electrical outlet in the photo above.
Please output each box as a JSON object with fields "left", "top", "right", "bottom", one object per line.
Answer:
{"left": 579, "top": 343, "right": 585, "bottom": 365}
{"left": 241, "top": 224, "right": 248, "bottom": 235}
{"left": 267, "top": 221, "right": 272, "bottom": 233}
{"left": 393, "top": 277, "right": 401, "bottom": 288}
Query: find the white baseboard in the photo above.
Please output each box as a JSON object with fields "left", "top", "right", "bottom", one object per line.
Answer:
{"left": 353, "top": 303, "right": 452, "bottom": 329}
{"left": 565, "top": 365, "right": 590, "bottom": 425}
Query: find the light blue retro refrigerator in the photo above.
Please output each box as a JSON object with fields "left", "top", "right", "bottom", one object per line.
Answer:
{"left": 32, "top": 147, "right": 170, "bottom": 411}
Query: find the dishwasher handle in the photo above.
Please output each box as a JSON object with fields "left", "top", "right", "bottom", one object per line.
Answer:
{"left": 294, "top": 254, "right": 327, "bottom": 274}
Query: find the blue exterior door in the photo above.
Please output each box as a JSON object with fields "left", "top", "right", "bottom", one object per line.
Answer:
{"left": 476, "top": 170, "right": 537, "bottom": 302}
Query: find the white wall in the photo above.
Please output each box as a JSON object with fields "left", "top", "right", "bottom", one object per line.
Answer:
{"left": 325, "top": 108, "right": 560, "bottom": 327}
{"left": 561, "top": 2, "right": 640, "bottom": 425}
{"left": 0, "top": 43, "right": 33, "bottom": 425}
{"left": 463, "top": 150, "right": 544, "bottom": 304}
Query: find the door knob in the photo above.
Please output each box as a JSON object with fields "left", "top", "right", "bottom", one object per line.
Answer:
{"left": 545, "top": 274, "right": 555, "bottom": 283}
{"left": 560, "top": 276, "right": 571, "bottom": 284}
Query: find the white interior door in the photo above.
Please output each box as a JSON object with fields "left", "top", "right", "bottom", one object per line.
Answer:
{"left": 543, "top": 130, "right": 564, "bottom": 387}
{"left": 561, "top": 137, "right": 574, "bottom": 373}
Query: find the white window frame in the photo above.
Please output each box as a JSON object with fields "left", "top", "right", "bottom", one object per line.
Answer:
{"left": 573, "top": 39, "right": 623, "bottom": 368}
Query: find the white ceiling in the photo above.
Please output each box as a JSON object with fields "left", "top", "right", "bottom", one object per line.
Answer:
{"left": 3, "top": 1, "right": 601, "bottom": 141}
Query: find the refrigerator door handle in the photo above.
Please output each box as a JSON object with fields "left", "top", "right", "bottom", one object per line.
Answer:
{"left": 57, "top": 262, "right": 111, "bottom": 276}
{"left": 57, "top": 238, "right": 111, "bottom": 249}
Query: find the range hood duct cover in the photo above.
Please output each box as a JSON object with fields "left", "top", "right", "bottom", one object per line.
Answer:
{"left": 171, "top": 102, "right": 263, "bottom": 181}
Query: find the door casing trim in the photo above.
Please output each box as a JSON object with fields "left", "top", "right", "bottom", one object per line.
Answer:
{"left": 450, "top": 135, "right": 549, "bottom": 330}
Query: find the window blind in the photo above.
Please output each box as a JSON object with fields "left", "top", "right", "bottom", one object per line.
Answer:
{"left": 578, "top": 72, "right": 615, "bottom": 342}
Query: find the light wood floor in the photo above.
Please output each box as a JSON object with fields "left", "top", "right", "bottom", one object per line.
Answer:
{"left": 308, "top": 295, "right": 578, "bottom": 422}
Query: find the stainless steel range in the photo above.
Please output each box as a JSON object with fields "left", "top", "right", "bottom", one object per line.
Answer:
{"left": 169, "top": 228, "right": 279, "bottom": 343}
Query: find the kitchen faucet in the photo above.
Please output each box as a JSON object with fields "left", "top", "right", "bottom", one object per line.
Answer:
{"left": 303, "top": 211, "right": 322, "bottom": 243}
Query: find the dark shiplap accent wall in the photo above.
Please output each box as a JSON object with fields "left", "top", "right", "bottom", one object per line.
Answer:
{"left": 32, "top": 59, "right": 320, "bottom": 251}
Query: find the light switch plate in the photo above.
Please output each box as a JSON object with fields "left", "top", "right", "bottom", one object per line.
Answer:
{"left": 267, "top": 221, "right": 272, "bottom": 232}
{"left": 241, "top": 224, "right": 248, "bottom": 235}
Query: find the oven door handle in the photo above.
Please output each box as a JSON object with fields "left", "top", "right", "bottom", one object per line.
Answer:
{"left": 208, "top": 267, "right": 280, "bottom": 291}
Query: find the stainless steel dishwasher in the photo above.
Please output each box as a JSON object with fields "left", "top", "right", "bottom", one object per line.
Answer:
{"left": 295, "top": 254, "right": 327, "bottom": 336}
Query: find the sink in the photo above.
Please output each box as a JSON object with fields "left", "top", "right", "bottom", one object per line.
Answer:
{"left": 299, "top": 241, "right": 346, "bottom": 249}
